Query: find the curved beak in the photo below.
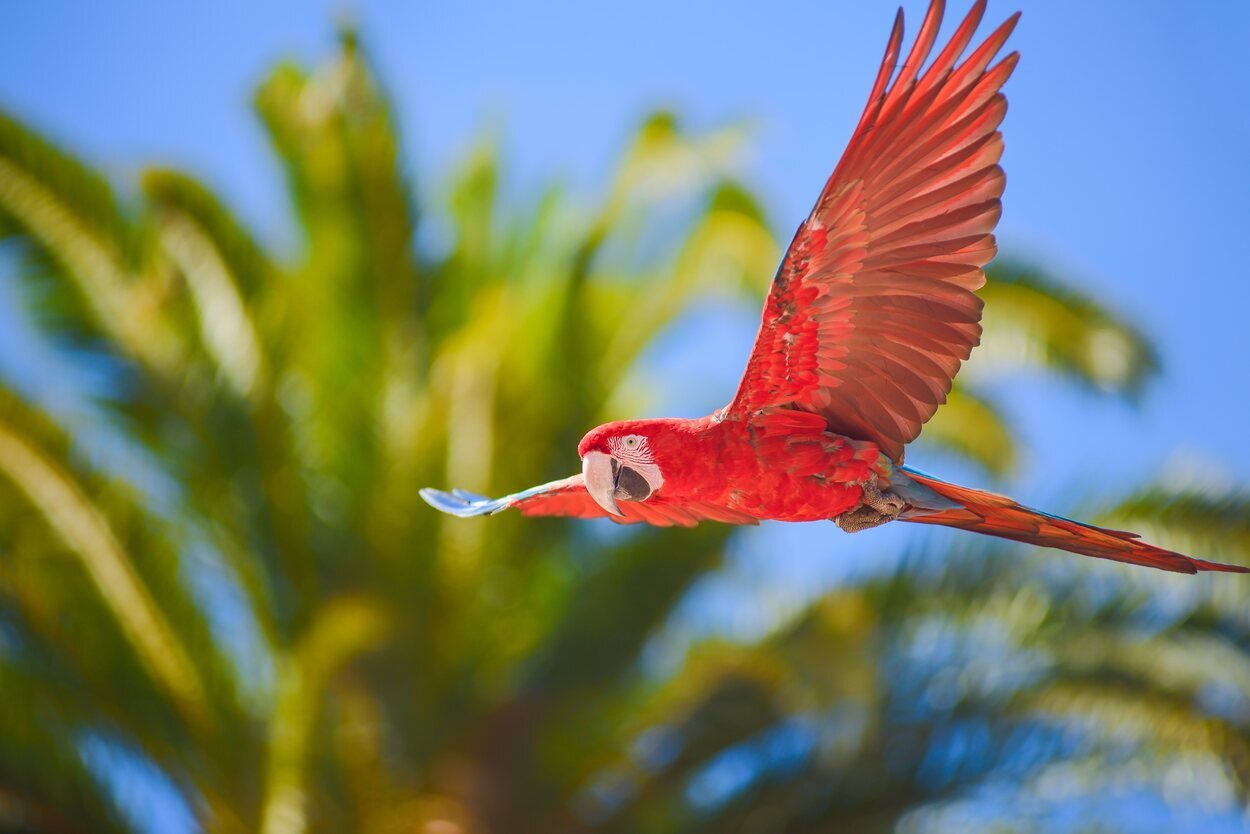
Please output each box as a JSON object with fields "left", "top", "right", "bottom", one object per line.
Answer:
{"left": 582, "top": 451, "right": 622, "bottom": 516}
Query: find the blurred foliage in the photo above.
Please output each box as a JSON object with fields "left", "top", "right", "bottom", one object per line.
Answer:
{"left": 0, "top": 30, "right": 1246, "bottom": 834}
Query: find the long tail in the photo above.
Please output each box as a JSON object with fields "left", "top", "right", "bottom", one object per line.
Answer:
{"left": 895, "top": 466, "right": 1247, "bottom": 575}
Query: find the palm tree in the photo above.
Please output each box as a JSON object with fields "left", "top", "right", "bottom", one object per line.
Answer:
{"left": 586, "top": 485, "right": 1250, "bottom": 833}
{"left": 0, "top": 28, "right": 1241, "bottom": 834}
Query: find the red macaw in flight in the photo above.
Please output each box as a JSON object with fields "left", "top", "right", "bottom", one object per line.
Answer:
{"left": 422, "top": 0, "right": 1246, "bottom": 575}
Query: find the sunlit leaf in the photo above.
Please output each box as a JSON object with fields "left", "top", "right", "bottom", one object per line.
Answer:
{"left": 976, "top": 263, "right": 1159, "bottom": 397}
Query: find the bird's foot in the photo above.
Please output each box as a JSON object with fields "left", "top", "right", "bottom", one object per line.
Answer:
{"left": 834, "top": 480, "right": 908, "bottom": 534}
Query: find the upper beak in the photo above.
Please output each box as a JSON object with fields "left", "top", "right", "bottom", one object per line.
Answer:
{"left": 582, "top": 451, "right": 622, "bottom": 516}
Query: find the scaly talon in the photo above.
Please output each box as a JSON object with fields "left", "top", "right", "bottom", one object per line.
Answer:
{"left": 834, "top": 480, "right": 908, "bottom": 533}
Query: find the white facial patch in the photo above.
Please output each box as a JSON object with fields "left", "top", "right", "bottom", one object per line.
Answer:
{"left": 608, "top": 434, "right": 665, "bottom": 492}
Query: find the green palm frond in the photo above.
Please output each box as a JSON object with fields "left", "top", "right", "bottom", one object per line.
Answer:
{"left": 918, "top": 383, "right": 1017, "bottom": 476}
{"left": 142, "top": 169, "right": 273, "bottom": 397}
{"left": 141, "top": 169, "right": 275, "bottom": 301}
{"left": 0, "top": 655, "right": 132, "bottom": 834}
{"left": 259, "top": 597, "right": 388, "bottom": 834}
{"left": 0, "top": 388, "right": 215, "bottom": 730}
{"left": 0, "top": 110, "right": 184, "bottom": 377}
{"left": 977, "top": 262, "right": 1159, "bottom": 398}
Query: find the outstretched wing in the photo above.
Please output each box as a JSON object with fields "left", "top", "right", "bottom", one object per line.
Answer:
{"left": 727, "top": 0, "right": 1019, "bottom": 461}
{"left": 420, "top": 476, "right": 759, "bottom": 528}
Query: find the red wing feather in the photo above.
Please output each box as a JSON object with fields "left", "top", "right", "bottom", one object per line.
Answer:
{"left": 728, "top": 0, "right": 1020, "bottom": 461}
{"left": 421, "top": 476, "right": 759, "bottom": 528}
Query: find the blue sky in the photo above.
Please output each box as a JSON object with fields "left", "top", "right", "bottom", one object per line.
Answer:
{"left": 2, "top": 2, "right": 1249, "bottom": 831}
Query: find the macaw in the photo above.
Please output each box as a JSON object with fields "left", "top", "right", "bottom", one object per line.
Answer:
{"left": 421, "top": 0, "right": 1246, "bottom": 575}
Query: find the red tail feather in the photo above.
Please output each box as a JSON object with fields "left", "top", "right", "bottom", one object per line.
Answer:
{"left": 901, "top": 471, "right": 1247, "bottom": 575}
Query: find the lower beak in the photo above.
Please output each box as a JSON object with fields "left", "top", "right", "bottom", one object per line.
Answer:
{"left": 582, "top": 451, "right": 622, "bottom": 516}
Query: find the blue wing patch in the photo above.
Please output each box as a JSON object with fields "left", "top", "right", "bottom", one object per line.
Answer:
{"left": 420, "top": 481, "right": 564, "bottom": 518}
{"left": 419, "top": 488, "right": 513, "bottom": 517}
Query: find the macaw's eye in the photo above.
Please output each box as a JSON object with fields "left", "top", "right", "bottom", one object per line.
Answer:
{"left": 623, "top": 435, "right": 640, "bottom": 450}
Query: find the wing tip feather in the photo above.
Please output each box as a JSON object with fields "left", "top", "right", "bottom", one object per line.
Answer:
{"left": 421, "top": 487, "right": 511, "bottom": 517}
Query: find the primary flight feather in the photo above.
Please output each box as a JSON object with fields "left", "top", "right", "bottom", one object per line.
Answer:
{"left": 421, "top": 0, "right": 1247, "bottom": 575}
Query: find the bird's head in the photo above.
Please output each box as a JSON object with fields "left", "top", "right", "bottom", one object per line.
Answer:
{"left": 577, "top": 420, "right": 669, "bottom": 516}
